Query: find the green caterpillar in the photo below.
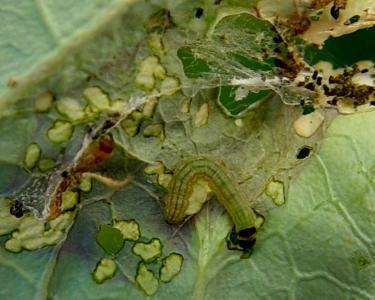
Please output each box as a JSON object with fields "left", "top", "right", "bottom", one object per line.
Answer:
{"left": 165, "top": 157, "right": 259, "bottom": 251}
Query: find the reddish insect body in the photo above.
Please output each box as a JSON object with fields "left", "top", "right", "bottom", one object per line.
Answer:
{"left": 48, "top": 135, "right": 115, "bottom": 219}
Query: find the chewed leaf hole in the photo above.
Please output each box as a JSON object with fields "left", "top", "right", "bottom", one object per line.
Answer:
{"left": 296, "top": 146, "right": 313, "bottom": 159}
{"left": 195, "top": 8, "right": 204, "bottom": 18}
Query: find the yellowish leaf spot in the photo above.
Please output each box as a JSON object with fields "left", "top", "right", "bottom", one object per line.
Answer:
{"left": 265, "top": 180, "right": 285, "bottom": 206}
{"left": 194, "top": 103, "right": 209, "bottom": 128}
{"left": 61, "top": 191, "right": 78, "bottom": 212}
{"left": 47, "top": 120, "right": 73, "bottom": 144}
{"left": 132, "top": 238, "right": 162, "bottom": 263}
{"left": 113, "top": 219, "right": 140, "bottom": 241}
{"left": 56, "top": 97, "right": 86, "bottom": 121}
{"left": 38, "top": 158, "right": 55, "bottom": 172}
{"left": 160, "top": 253, "right": 184, "bottom": 283}
{"left": 24, "top": 143, "right": 41, "bottom": 169}
{"left": 83, "top": 87, "right": 111, "bottom": 111}
{"left": 92, "top": 258, "right": 117, "bottom": 284}
{"left": 34, "top": 92, "right": 54, "bottom": 113}
{"left": 160, "top": 77, "right": 180, "bottom": 96}
{"left": 135, "top": 262, "right": 159, "bottom": 296}
{"left": 293, "top": 110, "right": 324, "bottom": 137}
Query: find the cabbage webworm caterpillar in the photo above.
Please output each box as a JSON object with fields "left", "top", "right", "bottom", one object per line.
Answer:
{"left": 165, "top": 157, "right": 258, "bottom": 250}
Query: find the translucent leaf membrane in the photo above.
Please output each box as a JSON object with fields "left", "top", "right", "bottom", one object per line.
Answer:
{"left": 177, "top": 12, "right": 314, "bottom": 115}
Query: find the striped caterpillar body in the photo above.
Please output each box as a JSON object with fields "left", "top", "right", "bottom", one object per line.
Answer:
{"left": 165, "top": 157, "right": 258, "bottom": 251}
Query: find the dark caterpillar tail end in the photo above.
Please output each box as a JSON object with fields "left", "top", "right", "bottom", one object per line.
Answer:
{"left": 226, "top": 226, "right": 256, "bottom": 258}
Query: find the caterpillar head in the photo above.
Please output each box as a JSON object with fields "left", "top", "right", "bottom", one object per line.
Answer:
{"left": 226, "top": 226, "right": 257, "bottom": 257}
